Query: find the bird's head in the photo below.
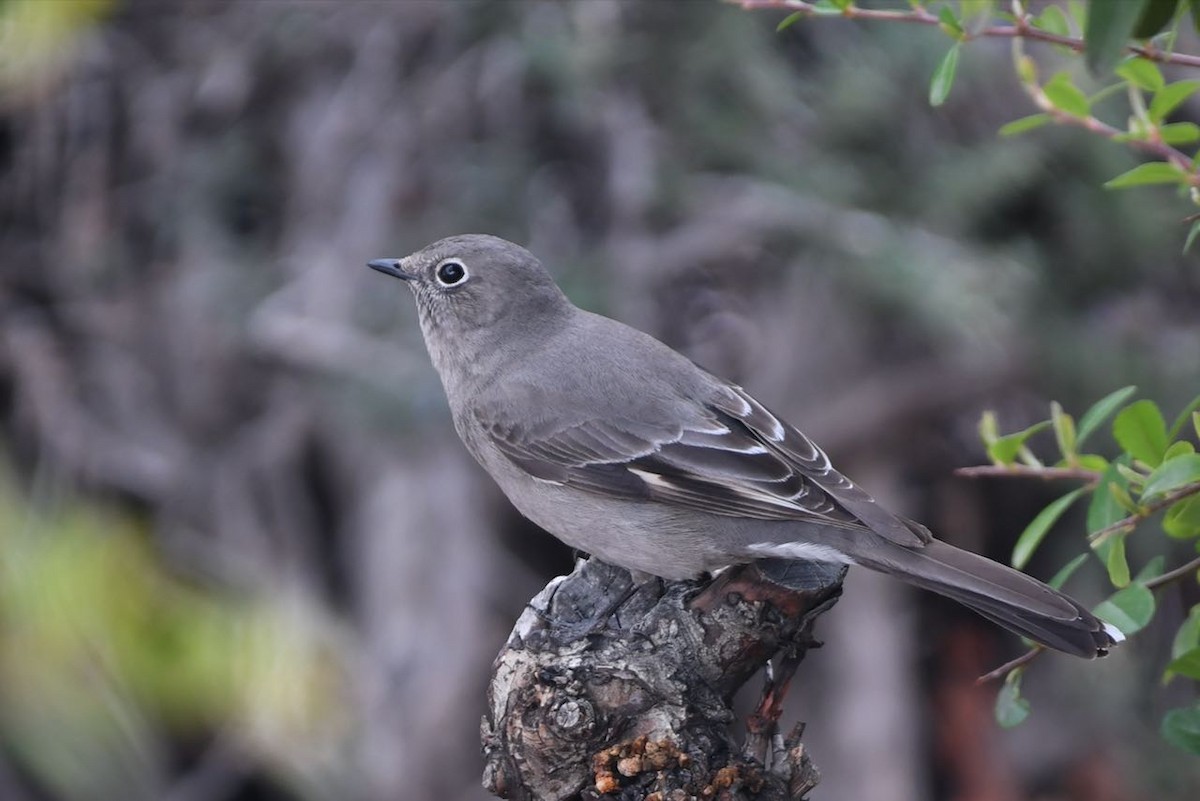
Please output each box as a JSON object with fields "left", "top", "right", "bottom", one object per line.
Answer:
{"left": 369, "top": 234, "right": 572, "bottom": 380}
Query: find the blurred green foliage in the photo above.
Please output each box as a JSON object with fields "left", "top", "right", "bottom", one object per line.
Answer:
{"left": 0, "top": 466, "right": 352, "bottom": 801}
{"left": 0, "top": 0, "right": 114, "bottom": 96}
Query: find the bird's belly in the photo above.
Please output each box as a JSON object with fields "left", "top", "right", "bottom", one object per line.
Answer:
{"left": 477, "top": 451, "right": 731, "bottom": 580}
{"left": 548, "top": 502, "right": 712, "bottom": 579}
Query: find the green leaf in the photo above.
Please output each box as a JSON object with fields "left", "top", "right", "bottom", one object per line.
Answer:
{"left": 1150, "top": 79, "right": 1200, "bottom": 122}
{"left": 1034, "top": 4, "right": 1072, "bottom": 36}
{"left": 1016, "top": 54, "right": 1038, "bottom": 85}
{"left": 776, "top": 11, "right": 804, "bottom": 32}
{"left": 1096, "top": 533, "right": 1131, "bottom": 587}
{"left": 1172, "top": 605, "right": 1200, "bottom": 660}
{"left": 1116, "top": 462, "right": 1148, "bottom": 488}
{"left": 1097, "top": 593, "right": 1150, "bottom": 638}
{"left": 1187, "top": 219, "right": 1200, "bottom": 254}
{"left": 1113, "top": 400, "right": 1170, "bottom": 466}
{"left": 1166, "top": 647, "right": 1200, "bottom": 681}
{"left": 1133, "top": 0, "right": 1183, "bottom": 39}
{"left": 995, "top": 670, "right": 1031, "bottom": 728}
{"left": 930, "top": 44, "right": 961, "bottom": 106}
{"left": 999, "top": 113, "right": 1052, "bottom": 136}
{"left": 960, "top": 0, "right": 994, "bottom": 24}
{"left": 1162, "top": 705, "right": 1200, "bottom": 754}
{"left": 989, "top": 421, "right": 1051, "bottom": 465}
{"left": 1076, "top": 454, "right": 1110, "bottom": 472}
{"left": 1164, "top": 495, "right": 1200, "bottom": 539}
{"left": 1169, "top": 392, "right": 1200, "bottom": 439}
{"left": 1094, "top": 583, "right": 1156, "bottom": 635}
{"left": 978, "top": 410, "right": 999, "bottom": 445}
{"left": 1141, "top": 453, "right": 1200, "bottom": 500}
{"left": 1104, "top": 162, "right": 1186, "bottom": 188}
{"left": 1012, "top": 488, "right": 1085, "bottom": 569}
{"left": 1112, "top": 128, "right": 1152, "bottom": 144}
{"left": 1164, "top": 441, "right": 1197, "bottom": 460}
{"left": 938, "top": 6, "right": 965, "bottom": 37}
{"left": 1044, "top": 72, "right": 1092, "bottom": 117}
{"left": 1048, "top": 553, "right": 1091, "bottom": 590}
{"left": 1088, "top": 464, "right": 1130, "bottom": 533}
{"left": 1160, "top": 122, "right": 1200, "bottom": 145}
{"left": 1191, "top": 0, "right": 1200, "bottom": 35}
{"left": 1077, "top": 386, "right": 1138, "bottom": 446}
{"left": 1116, "top": 58, "right": 1166, "bottom": 91}
{"left": 1085, "top": 0, "right": 1146, "bottom": 75}
{"left": 1051, "top": 401, "right": 1077, "bottom": 459}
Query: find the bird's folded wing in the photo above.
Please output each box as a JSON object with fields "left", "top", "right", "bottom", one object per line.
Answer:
{"left": 710, "top": 384, "right": 931, "bottom": 547}
{"left": 475, "top": 381, "right": 930, "bottom": 546}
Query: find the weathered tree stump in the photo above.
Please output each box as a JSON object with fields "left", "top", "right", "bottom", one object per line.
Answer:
{"left": 482, "top": 558, "right": 846, "bottom": 801}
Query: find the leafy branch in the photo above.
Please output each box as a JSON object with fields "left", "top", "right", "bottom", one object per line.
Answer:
{"left": 1008, "top": 35, "right": 1200, "bottom": 189}
{"left": 741, "top": 0, "right": 1200, "bottom": 248}
{"left": 1090, "top": 478, "right": 1200, "bottom": 544}
{"left": 960, "top": 388, "right": 1200, "bottom": 752}
{"left": 740, "top": 0, "right": 1200, "bottom": 68}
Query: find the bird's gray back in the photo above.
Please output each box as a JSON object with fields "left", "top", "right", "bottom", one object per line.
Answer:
{"left": 477, "top": 310, "right": 720, "bottom": 426}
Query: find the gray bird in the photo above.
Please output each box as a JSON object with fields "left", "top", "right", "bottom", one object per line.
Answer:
{"left": 369, "top": 234, "right": 1122, "bottom": 658}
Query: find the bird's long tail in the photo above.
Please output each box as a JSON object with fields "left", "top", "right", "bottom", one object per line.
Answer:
{"left": 836, "top": 534, "right": 1122, "bottom": 658}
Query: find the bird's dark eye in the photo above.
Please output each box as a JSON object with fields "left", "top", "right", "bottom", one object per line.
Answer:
{"left": 436, "top": 260, "right": 468, "bottom": 286}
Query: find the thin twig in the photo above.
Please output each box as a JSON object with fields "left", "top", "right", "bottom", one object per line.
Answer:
{"left": 1089, "top": 479, "right": 1200, "bottom": 545}
{"left": 975, "top": 645, "right": 1044, "bottom": 685}
{"left": 747, "top": 649, "right": 804, "bottom": 737}
{"left": 954, "top": 464, "right": 1102, "bottom": 482}
{"left": 1145, "top": 555, "right": 1200, "bottom": 590}
{"left": 1022, "top": 85, "right": 1199, "bottom": 180}
{"left": 738, "top": 0, "right": 1200, "bottom": 68}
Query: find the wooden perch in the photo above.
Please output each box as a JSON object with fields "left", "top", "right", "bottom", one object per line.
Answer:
{"left": 482, "top": 558, "right": 846, "bottom": 801}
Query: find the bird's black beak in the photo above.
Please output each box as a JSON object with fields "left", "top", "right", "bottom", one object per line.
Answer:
{"left": 367, "top": 258, "right": 414, "bottom": 281}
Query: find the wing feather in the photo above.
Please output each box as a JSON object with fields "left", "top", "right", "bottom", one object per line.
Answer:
{"left": 478, "top": 380, "right": 930, "bottom": 544}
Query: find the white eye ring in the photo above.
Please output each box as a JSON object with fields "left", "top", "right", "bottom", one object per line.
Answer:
{"left": 435, "top": 259, "right": 469, "bottom": 286}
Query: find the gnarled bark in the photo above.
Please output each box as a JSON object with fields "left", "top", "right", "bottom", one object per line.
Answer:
{"left": 483, "top": 558, "right": 846, "bottom": 801}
